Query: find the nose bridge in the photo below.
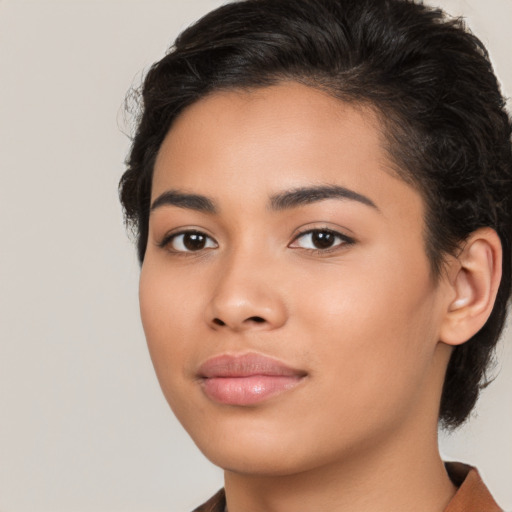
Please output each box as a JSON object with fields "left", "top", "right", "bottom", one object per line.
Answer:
{"left": 206, "top": 239, "right": 287, "bottom": 331}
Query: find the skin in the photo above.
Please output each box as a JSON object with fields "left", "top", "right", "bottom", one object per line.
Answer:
{"left": 139, "top": 82, "right": 500, "bottom": 512}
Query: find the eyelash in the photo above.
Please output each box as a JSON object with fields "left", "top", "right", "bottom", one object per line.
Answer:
{"left": 158, "top": 230, "right": 218, "bottom": 255}
{"left": 158, "top": 228, "right": 355, "bottom": 255}
{"left": 289, "top": 228, "right": 355, "bottom": 254}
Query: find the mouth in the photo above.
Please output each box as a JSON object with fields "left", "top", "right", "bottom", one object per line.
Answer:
{"left": 197, "top": 353, "right": 307, "bottom": 406}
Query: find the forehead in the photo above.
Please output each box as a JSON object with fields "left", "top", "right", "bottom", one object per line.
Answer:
{"left": 152, "top": 82, "right": 422, "bottom": 224}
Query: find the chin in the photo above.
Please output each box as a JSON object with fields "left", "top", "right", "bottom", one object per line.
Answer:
{"left": 180, "top": 415, "right": 310, "bottom": 476}
{"left": 200, "top": 442, "right": 313, "bottom": 477}
{"left": 184, "top": 416, "right": 356, "bottom": 478}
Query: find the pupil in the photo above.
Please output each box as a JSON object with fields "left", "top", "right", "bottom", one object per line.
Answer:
{"left": 312, "top": 231, "right": 334, "bottom": 249}
{"left": 184, "top": 233, "right": 206, "bottom": 251}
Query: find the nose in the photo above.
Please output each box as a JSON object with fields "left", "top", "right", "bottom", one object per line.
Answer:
{"left": 205, "top": 254, "right": 288, "bottom": 332}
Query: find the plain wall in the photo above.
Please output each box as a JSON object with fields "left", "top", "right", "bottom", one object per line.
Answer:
{"left": 0, "top": 1, "right": 510, "bottom": 510}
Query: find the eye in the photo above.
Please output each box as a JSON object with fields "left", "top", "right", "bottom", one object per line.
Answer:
{"left": 290, "top": 228, "right": 353, "bottom": 251}
{"left": 161, "top": 230, "right": 218, "bottom": 253}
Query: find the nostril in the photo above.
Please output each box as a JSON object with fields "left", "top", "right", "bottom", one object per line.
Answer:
{"left": 248, "top": 316, "right": 265, "bottom": 323}
{"left": 211, "top": 316, "right": 267, "bottom": 328}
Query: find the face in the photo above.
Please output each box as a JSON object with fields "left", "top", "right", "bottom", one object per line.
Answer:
{"left": 140, "top": 82, "right": 452, "bottom": 476}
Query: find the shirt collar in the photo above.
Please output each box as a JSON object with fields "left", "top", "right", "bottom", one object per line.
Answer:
{"left": 444, "top": 462, "right": 502, "bottom": 512}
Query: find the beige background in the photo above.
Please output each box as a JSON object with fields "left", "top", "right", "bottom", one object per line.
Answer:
{"left": 0, "top": 0, "right": 510, "bottom": 510}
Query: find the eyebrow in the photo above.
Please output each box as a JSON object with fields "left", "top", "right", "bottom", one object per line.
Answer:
{"left": 150, "top": 190, "right": 217, "bottom": 214}
{"left": 150, "top": 184, "right": 378, "bottom": 215}
{"left": 269, "top": 185, "right": 379, "bottom": 211}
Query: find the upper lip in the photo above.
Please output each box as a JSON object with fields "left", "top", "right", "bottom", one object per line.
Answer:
{"left": 198, "top": 353, "right": 307, "bottom": 378}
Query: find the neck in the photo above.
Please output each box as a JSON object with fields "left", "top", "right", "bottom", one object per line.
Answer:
{"left": 224, "top": 425, "right": 456, "bottom": 512}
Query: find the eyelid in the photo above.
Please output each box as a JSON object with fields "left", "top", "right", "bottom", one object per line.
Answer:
{"left": 158, "top": 228, "right": 218, "bottom": 253}
{"left": 289, "top": 226, "right": 355, "bottom": 251}
{"left": 156, "top": 225, "right": 354, "bottom": 254}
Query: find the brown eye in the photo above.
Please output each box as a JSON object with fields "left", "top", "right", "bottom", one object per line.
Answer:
{"left": 167, "top": 231, "right": 217, "bottom": 252}
{"left": 183, "top": 233, "right": 207, "bottom": 250}
{"left": 310, "top": 231, "right": 337, "bottom": 249}
{"left": 290, "top": 229, "right": 353, "bottom": 251}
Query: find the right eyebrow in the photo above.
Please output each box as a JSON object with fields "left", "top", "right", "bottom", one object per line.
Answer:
{"left": 150, "top": 190, "right": 218, "bottom": 214}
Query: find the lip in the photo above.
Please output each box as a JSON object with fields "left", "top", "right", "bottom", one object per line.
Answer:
{"left": 197, "top": 353, "right": 307, "bottom": 406}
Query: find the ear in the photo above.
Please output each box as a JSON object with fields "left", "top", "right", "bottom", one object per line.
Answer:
{"left": 439, "top": 227, "right": 502, "bottom": 346}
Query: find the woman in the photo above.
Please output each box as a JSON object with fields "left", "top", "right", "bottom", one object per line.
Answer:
{"left": 119, "top": 0, "right": 512, "bottom": 510}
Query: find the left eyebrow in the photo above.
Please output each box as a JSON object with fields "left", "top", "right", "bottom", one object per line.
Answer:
{"left": 269, "top": 185, "right": 379, "bottom": 211}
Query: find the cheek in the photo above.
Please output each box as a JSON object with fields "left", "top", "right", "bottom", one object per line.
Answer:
{"left": 138, "top": 261, "right": 217, "bottom": 425}
{"left": 294, "top": 248, "right": 438, "bottom": 406}
{"left": 138, "top": 261, "right": 203, "bottom": 381}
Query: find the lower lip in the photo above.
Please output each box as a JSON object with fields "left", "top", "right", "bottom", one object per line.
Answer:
{"left": 201, "top": 375, "right": 303, "bottom": 405}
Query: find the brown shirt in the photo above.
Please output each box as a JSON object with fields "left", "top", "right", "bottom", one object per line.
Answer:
{"left": 192, "top": 463, "right": 502, "bottom": 512}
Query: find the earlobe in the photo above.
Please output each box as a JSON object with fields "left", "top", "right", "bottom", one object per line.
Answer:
{"left": 440, "top": 228, "right": 502, "bottom": 346}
